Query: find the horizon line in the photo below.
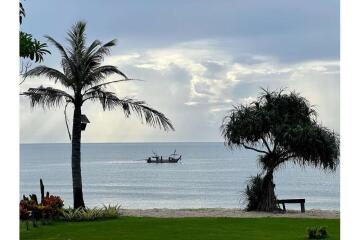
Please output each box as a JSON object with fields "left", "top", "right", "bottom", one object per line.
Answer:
{"left": 20, "top": 141, "right": 225, "bottom": 145}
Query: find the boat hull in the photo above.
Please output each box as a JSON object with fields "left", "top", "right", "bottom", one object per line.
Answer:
{"left": 146, "top": 156, "right": 181, "bottom": 163}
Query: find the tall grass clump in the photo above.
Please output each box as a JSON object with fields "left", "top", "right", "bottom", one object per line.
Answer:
{"left": 307, "top": 226, "right": 329, "bottom": 239}
{"left": 62, "top": 204, "right": 121, "bottom": 222}
{"left": 242, "top": 174, "right": 266, "bottom": 211}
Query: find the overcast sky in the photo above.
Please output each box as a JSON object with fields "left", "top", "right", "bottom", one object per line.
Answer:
{"left": 20, "top": 0, "right": 339, "bottom": 143}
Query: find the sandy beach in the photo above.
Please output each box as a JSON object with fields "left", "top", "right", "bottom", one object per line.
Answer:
{"left": 120, "top": 208, "right": 339, "bottom": 219}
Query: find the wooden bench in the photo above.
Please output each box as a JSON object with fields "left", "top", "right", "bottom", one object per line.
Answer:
{"left": 277, "top": 199, "right": 305, "bottom": 213}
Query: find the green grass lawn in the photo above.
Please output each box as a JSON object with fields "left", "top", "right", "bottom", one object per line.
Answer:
{"left": 20, "top": 217, "right": 339, "bottom": 240}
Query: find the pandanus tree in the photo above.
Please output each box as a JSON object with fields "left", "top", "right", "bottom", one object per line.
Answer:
{"left": 221, "top": 89, "right": 339, "bottom": 212}
{"left": 22, "top": 21, "right": 174, "bottom": 208}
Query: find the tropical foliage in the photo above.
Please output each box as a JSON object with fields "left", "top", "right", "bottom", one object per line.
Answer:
{"left": 20, "top": 1, "right": 50, "bottom": 63}
{"left": 221, "top": 89, "right": 340, "bottom": 211}
{"left": 62, "top": 205, "right": 121, "bottom": 221}
{"left": 243, "top": 174, "right": 264, "bottom": 211}
{"left": 20, "top": 32, "right": 50, "bottom": 63}
{"left": 20, "top": 194, "right": 64, "bottom": 225}
{"left": 22, "top": 21, "right": 174, "bottom": 209}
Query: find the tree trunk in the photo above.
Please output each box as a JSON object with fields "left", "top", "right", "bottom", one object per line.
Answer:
{"left": 40, "top": 179, "right": 44, "bottom": 204}
{"left": 257, "top": 169, "right": 278, "bottom": 212}
{"left": 71, "top": 103, "right": 85, "bottom": 209}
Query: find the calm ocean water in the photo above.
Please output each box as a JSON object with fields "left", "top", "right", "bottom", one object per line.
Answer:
{"left": 20, "top": 142, "right": 339, "bottom": 210}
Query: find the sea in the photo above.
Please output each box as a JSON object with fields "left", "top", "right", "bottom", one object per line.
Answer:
{"left": 20, "top": 142, "right": 339, "bottom": 210}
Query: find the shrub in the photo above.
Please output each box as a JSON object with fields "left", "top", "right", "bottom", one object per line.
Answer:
{"left": 243, "top": 174, "right": 264, "bottom": 211}
{"left": 41, "top": 195, "right": 64, "bottom": 218}
{"left": 318, "top": 227, "right": 328, "bottom": 238}
{"left": 61, "top": 204, "right": 121, "bottom": 222}
{"left": 19, "top": 201, "right": 31, "bottom": 220}
{"left": 20, "top": 196, "right": 39, "bottom": 221}
{"left": 20, "top": 194, "right": 64, "bottom": 221}
{"left": 307, "top": 226, "right": 329, "bottom": 239}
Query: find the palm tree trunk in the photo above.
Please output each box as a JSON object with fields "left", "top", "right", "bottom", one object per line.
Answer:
{"left": 257, "top": 169, "right": 277, "bottom": 212}
{"left": 71, "top": 103, "right": 85, "bottom": 209}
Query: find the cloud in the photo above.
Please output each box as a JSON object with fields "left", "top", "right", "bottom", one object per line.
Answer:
{"left": 19, "top": 0, "right": 339, "bottom": 143}
{"left": 20, "top": 39, "right": 339, "bottom": 143}
{"left": 24, "top": 0, "right": 338, "bottom": 64}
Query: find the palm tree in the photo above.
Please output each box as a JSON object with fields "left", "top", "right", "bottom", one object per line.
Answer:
{"left": 221, "top": 89, "right": 339, "bottom": 212}
{"left": 22, "top": 21, "right": 174, "bottom": 209}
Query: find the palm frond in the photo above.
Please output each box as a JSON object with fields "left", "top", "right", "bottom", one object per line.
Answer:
{"left": 83, "top": 79, "right": 139, "bottom": 94}
{"left": 81, "top": 40, "right": 117, "bottom": 73}
{"left": 83, "top": 89, "right": 174, "bottom": 131}
{"left": 60, "top": 59, "right": 75, "bottom": 83}
{"left": 19, "top": 2, "right": 25, "bottom": 24}
{"left": 95, "top": 39, "right": 117, "bottom": 57}
{"left": 22, "top": 86, "right": 73, "bottom": 109}
{"left": 45, "top": 35, "right": 77, "bottom": 81}
{"left": 23, "top": 66, "right": 73, "bottom": 88}
{"left": 87, "top": 39, "right": 117, "bottom": 63}
{"left": 84, "top": 40, "right": 102, "bottom": 58}
{"left": 66, "top": 21, "right": 87, "bottom": 54}
{"left": 45, "top": 36, "right": 70, "bottom": 60}
{"left": 83, "top": 65, "right": 128, "bottom": 86}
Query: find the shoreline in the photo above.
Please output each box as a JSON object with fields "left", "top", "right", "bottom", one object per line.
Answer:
{"left": 120, "top": 208, "right": 340, "bottom": 219}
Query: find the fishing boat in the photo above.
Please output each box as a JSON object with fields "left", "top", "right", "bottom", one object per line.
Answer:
{"left": 146, "top": 150, "right": 182, "bottom": 163}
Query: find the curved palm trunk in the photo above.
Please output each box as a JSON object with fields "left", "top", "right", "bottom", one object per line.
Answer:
{"left": 257, "top": 169, "right": 278, "bottom": 212}
{"left": 71, "top": 103, "right": 85, "bottom": 209}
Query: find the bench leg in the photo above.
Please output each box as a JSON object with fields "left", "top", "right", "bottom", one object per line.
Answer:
{"left": 301, "top": 203, "right": 305, "bottom": 213}
{"left": 282, "top": 203, "right": 286, "bottom": 212}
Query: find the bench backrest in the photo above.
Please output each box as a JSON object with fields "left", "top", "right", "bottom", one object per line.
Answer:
{"left": 277, "top": 199, "right": 305, "bottom": 203}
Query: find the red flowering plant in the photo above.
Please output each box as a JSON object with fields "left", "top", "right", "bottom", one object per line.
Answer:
{"left": 41, "top": 195, "right": 64, "bottom": 218}
{"left": 19, "top": 200, "right": 31, "bottom": 220}
{"left": 19, "top": 194, "right": 64, "bottom": 221}
{"left": 19, "top": 196, "right": 38, "bottom": 220}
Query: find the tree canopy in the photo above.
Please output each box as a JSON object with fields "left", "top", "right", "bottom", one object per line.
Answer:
{"left": 22, "top": 21, "right": 174, "bottom": 131}
{"left": 20, "top": 1, "right": 50, "bottom": 63}
{"left": 221, "top": 89, "right": 339, "bottom": 172}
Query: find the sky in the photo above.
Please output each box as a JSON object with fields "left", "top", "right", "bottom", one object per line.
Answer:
{"left": 19, "top": 0, "right": 340, "bottom": 143}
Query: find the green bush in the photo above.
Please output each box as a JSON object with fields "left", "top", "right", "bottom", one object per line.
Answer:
{"left": 62, "top": 205, "right": 121, "bottom": 222}
{"left": 243, "top": 174, "right": 264, "bottom": 211}
{"left": 307, "top": 226, "right": 328, "bottom": 239}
